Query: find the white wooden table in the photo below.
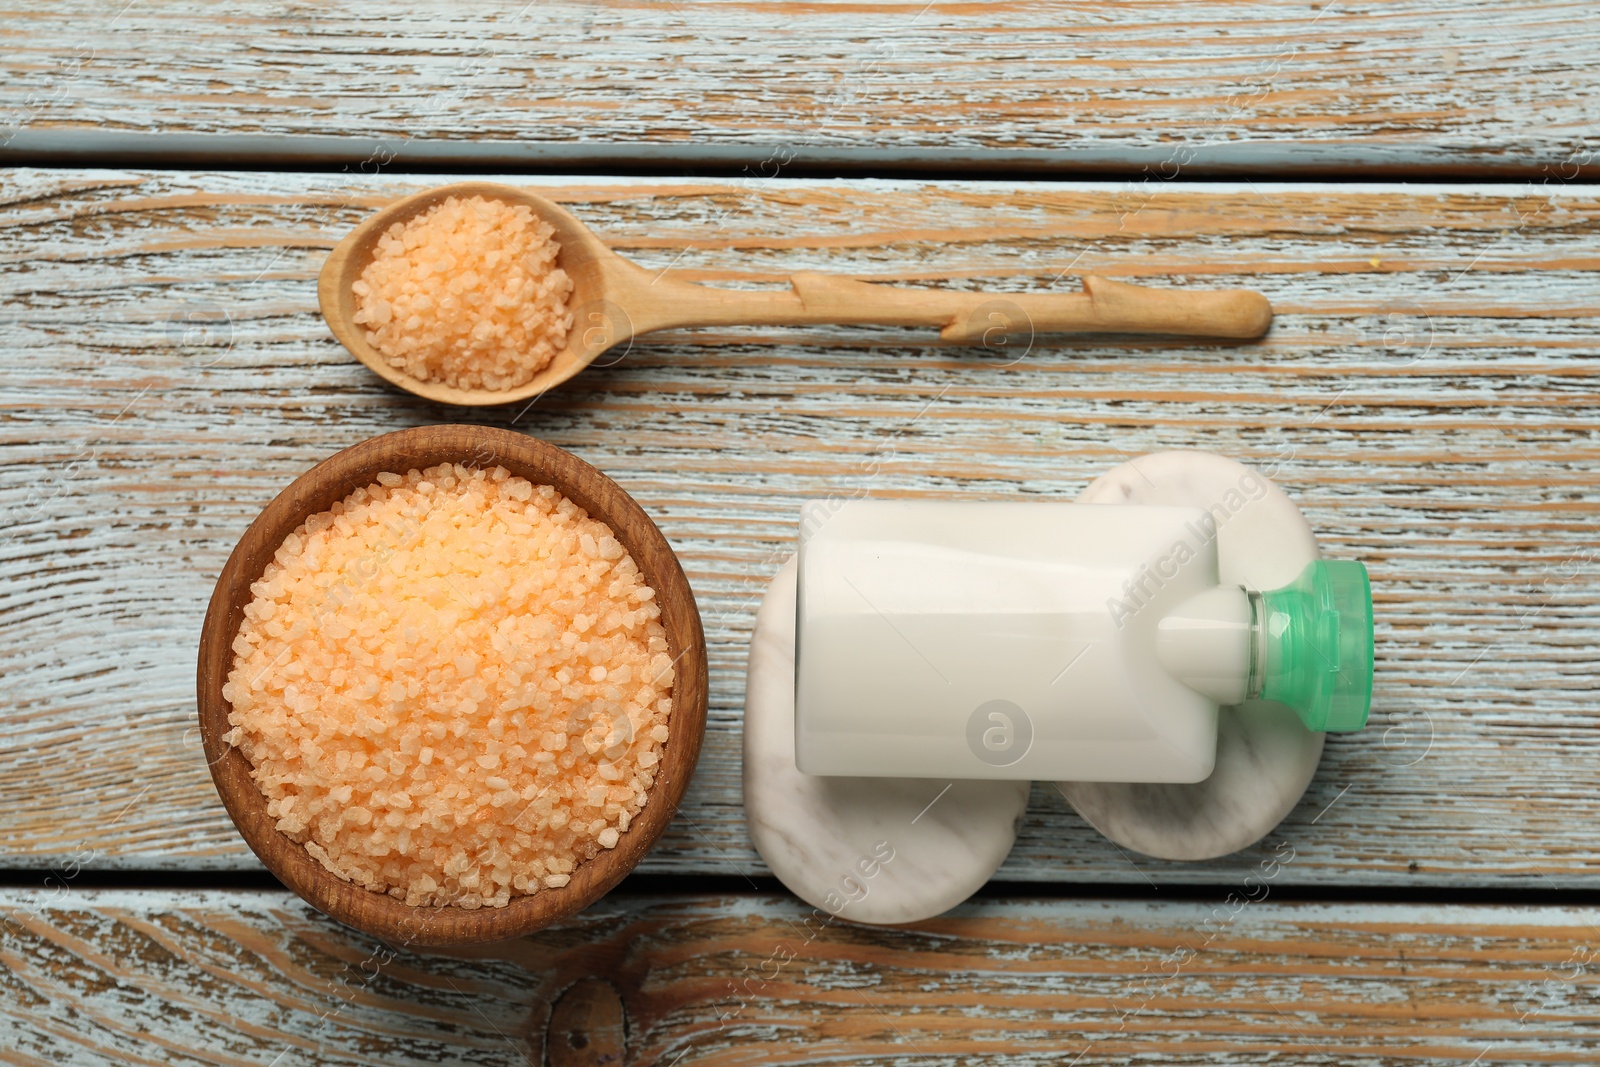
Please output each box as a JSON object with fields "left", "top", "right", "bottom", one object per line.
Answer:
{"left": 2, "top": 3, "right": 1599, "bottom": 1063}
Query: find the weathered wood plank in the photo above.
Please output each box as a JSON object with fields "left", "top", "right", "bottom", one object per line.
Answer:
{"left": 3, "top": 890, "right": 1599, "bottom": 1065}
{"left": 2, "top": 1, "right": 1599, "bottom": 173}
{"left": 1, "top": 170, "right": 1598, "bottom": 887}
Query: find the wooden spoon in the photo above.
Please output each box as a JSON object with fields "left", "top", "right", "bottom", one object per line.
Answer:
{"left": 319, "top": 181, "right": 1275, "bottom": 407}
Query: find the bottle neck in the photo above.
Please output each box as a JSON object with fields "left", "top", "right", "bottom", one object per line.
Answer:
{"left": 1154, "top": 585, "right": 1254, "bottom": 707}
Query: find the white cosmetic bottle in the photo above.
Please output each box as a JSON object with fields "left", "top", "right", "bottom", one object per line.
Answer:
{"left": 794, "top": 499, "right": 1372, "bottom": 783}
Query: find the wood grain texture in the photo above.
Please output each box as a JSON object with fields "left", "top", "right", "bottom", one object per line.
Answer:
{"left": 4, "top": 890, "right": 1600, "bottom": 1065}
{"left": 2, "top": 1, "right": 1600, "bottom": 173}
{"left": 194, "top": 425, "right": 709, "bottom": 946}
{"left": 1, "top": 169, "right": 1598, "bottom": 890}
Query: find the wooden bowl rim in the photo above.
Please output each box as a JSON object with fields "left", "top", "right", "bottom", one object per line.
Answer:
{"left": 195, "top": 425, "right": 707, "bottom": 947}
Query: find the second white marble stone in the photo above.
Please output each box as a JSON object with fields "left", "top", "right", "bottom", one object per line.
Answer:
{"left": 1057, "top": 450, "right": 1326, "bottom": 861}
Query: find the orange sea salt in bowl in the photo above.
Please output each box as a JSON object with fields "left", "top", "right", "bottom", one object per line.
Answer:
{"left": 225, "top": 463, "right": 671, "bottom": 909}
{"left": 197, "top": 426, "right": 707, "bottom": 946}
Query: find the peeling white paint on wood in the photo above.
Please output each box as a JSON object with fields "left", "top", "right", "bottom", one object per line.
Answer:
{"left": 0, "top": 170, "right": 1597, "bottom": 889}
{"left": 3, "top": 890, "right": 1599, "bottom": 1064}
{"left": 2, "top": 1, "right": 1599, "bottom": 170}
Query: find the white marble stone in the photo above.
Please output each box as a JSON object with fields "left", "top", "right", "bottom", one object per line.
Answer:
{"left": 1057, "top": 450, "right": 1326, "bottom": 861}
{"left": 743, "top": 558, "right": 1030, "bottom": 925}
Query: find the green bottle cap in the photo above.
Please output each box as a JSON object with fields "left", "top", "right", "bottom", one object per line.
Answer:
{"left": 1256, "top": 560, "right": 1373, "bottom": 732}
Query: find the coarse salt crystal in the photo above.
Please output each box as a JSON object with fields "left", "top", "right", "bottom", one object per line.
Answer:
{"left": 351, "top": 196, "right": 574, "bottom": 392}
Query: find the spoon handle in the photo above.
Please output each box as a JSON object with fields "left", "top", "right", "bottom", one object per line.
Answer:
{"left": 630, "top": 272, "right": 1272, "bottom": 340}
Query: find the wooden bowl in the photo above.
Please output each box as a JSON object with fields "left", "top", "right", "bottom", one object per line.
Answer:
{"left": 195, "top": 425, "right": 707, "bottom": 947}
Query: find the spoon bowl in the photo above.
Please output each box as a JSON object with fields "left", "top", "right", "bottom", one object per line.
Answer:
{"left": 321, "top": 182, "right": 1277, "bottom": 407}
{"left": 319, "top": 182, "right": 638, "bottom": 406}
